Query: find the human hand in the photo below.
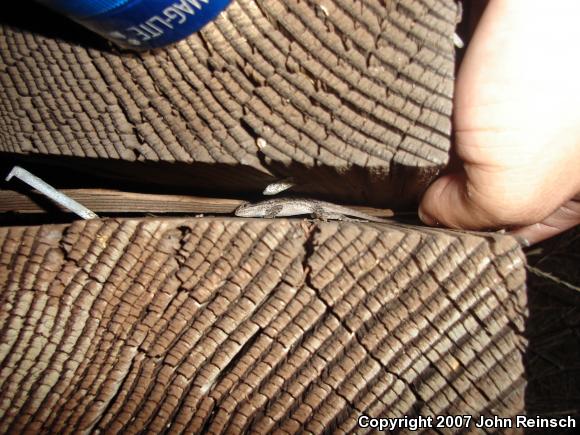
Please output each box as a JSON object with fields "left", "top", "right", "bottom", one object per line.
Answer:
{"left": 419, "top": 0, "right": 580, "bottom": 245}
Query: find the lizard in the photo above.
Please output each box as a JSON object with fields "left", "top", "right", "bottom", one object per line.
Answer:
{"left": 235, "top": 198, "right": 532, "bottom": 247}
{"left": 234, "top": 198, "right": 393, "bottom": 223}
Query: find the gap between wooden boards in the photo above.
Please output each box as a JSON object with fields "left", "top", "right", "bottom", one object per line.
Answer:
{"left": 0, "top": 189, "right": 397, "bottom": 218}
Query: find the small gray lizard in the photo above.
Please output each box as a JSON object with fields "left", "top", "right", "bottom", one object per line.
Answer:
{"left": 235, "top": 198, "right": 391, "bottom": 223}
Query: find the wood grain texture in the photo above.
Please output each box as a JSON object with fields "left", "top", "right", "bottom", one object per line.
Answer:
{"left": 0, "top": 189, "right": 242, "bottom": 214}
{"left": 0, "top": 188, "right": 397, "bottom": 217}
{"left": 0, "top": 218, "right": 528, "bottom": 433}
{"left": 0, "top": 0, "right": 459, "bottom": 205}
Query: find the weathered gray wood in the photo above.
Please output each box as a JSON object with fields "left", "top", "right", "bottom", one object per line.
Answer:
{"left": 0, "top": 218, "right": 527, "bottom": 433}
{"left": 0, "top": 0, "right": 459, "bottom": 206}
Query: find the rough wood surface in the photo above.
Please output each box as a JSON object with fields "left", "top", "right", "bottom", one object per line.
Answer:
{"left": 0, "top": 218, "right": 527, "bottom": 433}
{"left": 0, "top": 0, "right": 459, "bottom": 205}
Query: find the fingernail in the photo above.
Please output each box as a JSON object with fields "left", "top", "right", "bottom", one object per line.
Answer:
{"left": 418, "top": 207, "right": 437, "bottom": 226}
{"left": 513, "top": 235, "right": 530, "bottom": 248}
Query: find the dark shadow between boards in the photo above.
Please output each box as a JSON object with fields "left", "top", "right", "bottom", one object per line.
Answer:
{"left": 522, "top": 227, "right": 580, "bottom": 434}
{"left": 0, "top": 152, "right": 430, "bottom": 211}
{"left": 2, "top": 1, "right": 111, "bottom": 51}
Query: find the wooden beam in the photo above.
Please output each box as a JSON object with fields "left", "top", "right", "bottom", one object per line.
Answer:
{"left": 0, "top": 0, "right": 459, "bottom": 206}
{"left": 0, "top": 188, "right": 241, "bottom": 214}
{"left": 0, "top": 189, "right": 398, "bottom": 217}
{"left": 0, "top": 218, "right": 527, "bottom": 432}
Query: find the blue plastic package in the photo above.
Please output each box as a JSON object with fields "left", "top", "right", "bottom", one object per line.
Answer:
{"left": 36, "top": 0, "right": 232, "bottom": 50}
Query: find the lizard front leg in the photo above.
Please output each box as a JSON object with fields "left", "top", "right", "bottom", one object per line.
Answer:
{"left": 264, "top": 204, "right": 284, "bottom": 219}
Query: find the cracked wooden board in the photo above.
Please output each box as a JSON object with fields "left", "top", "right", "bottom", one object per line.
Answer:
{"left": 0, "top": 218, "right": 527, "bottom": 433}
{"left": 0, "top": 0, "right": 459, "bottom": 206}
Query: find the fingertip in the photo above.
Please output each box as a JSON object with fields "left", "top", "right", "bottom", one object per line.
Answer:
{"left": 513, "top": 235, "right": 531, "bottom": 248}
{"left": 418, "top": 205, "right": 437, "bottom": 226}
{"left": 509, "top": 224, "right": 546, "bottom": 246}
{"left": 419, "top": 174, "right": 459, "bottom": 228}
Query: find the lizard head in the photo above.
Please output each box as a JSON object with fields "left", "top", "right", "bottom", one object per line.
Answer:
{"left": 234, "top": 202, "right": 266, "bottom": 217}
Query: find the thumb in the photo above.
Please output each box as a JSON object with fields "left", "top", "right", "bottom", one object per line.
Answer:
{"left": 419, "top": 172, "right": 496, "bottom": 230}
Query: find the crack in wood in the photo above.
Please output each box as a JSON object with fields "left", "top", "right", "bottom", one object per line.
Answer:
{"left": 0, "top": 217, "right": 527, "bottom": 433}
